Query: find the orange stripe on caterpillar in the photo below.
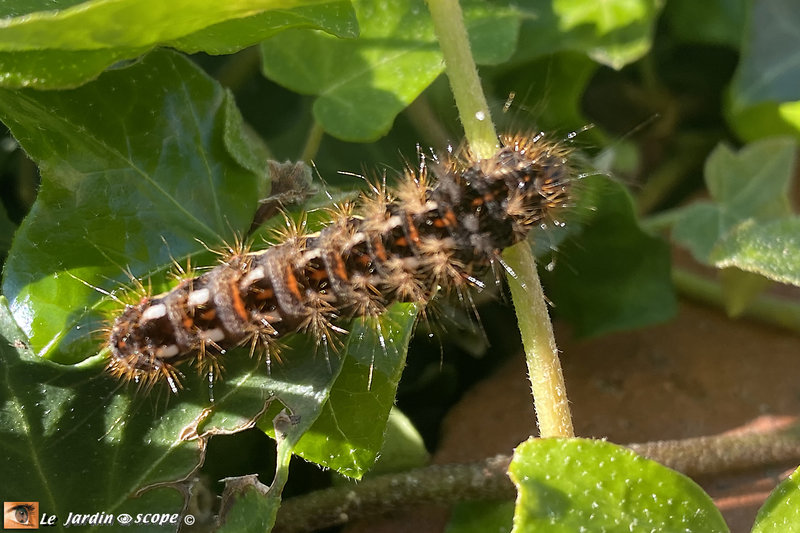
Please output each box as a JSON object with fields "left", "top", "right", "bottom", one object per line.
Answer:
{"left": 106, "top": 132, "right": 575, "bottom": 392}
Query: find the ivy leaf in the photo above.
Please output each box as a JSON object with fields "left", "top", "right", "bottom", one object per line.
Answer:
{"left": 728, "top": 0, "right": 800, "bottom": 140}
{"left": 167, "top": 1, "right": 358, "bottom": 55}
{"left": 259, "top": 304, "right": 418, "bottom": 479}
{"left": 508, "top": 438, "right": 729, "bottom": 533}
{"left": 712, "top": 218, "right": 800, "bottom": 287}
{"left": 512, "top": 0, "right": 665, "bottom": 69}
{"left": 0, "top": 0, "right": 355, "bottom": 89}
{"left": 541, "top": 176, "right": 676, "bottom": 337}
{"left": 259, "top": 0, "right": 520, "bottom": 141}
{"left": 672, "top": 138, "right": 795, "bottom": 262}
{"left": 671, "top": 139, "right": 800, "bottom": 290}
{"left": 0, "top": 49, "right": 267, "bottom": 364}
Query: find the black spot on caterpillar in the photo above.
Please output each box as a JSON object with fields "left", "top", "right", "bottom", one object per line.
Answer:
{"left": 106, "top": 132, "right": 575, "bottom": 392}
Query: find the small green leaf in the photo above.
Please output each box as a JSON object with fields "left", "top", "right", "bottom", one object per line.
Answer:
{"left": 513, "top": 0, "right": 665, "bottom": 69}
{"left": 259, "top": 0, "right": 519, "bottom": 141}
{"left": 508, "top": 438, "right": 729, "bottom": 533}
{"left": 752, "top": 466, "right": 800, "bottom": 532}
{"left": 712, "top": 218, "right": 800, "bottom": 287}
{"left": 0, "top": 49, "right": 267, "bottom": 363}
{"left": 728, "top": 0, "right": 800, "bottom": 139}
{"left": 541, "top": 176, "right": 676, "bottom": 337}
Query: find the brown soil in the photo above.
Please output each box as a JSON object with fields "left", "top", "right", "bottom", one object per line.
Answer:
{"left": 350, "top": 299, "right": 800, "bottom": 533}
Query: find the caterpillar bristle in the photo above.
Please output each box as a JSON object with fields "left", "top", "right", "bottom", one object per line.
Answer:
{"left": 105, "top": 133, "right": 577, "bottom": 392}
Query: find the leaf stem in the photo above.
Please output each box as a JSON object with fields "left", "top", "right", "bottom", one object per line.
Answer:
{"left": 425, "top": 0, "right": 497, "bottom": 158}
{"left": 274, "top": 422, "right": 800, "bottom": 532}
{"left": 504, "top": 243, "right": 574, "bottom": 438}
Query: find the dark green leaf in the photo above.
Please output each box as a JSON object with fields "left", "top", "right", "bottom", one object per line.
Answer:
{"left": 445, "top": 501, "right": 514, "bottom": 533}
{"left": 663, "top": 0, "right": 747, "bottom": 48}
{"left": 259, "top": 0, "right": 519, "bottom": 141}
{"left": 260, "top": 303, "right": 418, "bottom": 478}
{"left": 0, "top": 49, "right": 267, "bottom": 364}
{"left": 541, "top": 176, "right": 676, "bottom": 337}
{"left": 512, "top": 0, "right": 665, "bottom": 69}
{"left": 508, "top": 438, "right": 729, "bottom": 533}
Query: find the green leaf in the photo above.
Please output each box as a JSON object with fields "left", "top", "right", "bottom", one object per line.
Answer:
{"left": 0, "top": 0, "right": 353, "bottom": 89}
{"left": 446, "top": 501, "right": 514, "bottom": 533}
{"left": 508, "top": 438, "right": 729, "bottom": 533}
{"left": 368, "top": 406, "right": 429, "bottom": 476}
{"left": 541, "top": 176, "right": 676, "bottom": 337}
{"left": 672, "top": 138, "right": 795, "bottom": 262}
{"left": 0, "top": 49, "right": 267, "bottom": 364}
{"left": 752, "top": 466, "right": 800, "bottom": 533}
{"left": 712, "top": 218, "right": 800, "bottom": 287}
{"left": 728, "top": 0, "right": 800, "bottom": 139}
{"left": 260, "top": 303, "right": 418, "bottom": 478}
{"left": 0, "top": 0, "right": 334, "bottom": 50}
{"left": 259, "top": 0, "right": 520, "bottom": 141}
{"left": 167, "top": 2, "right": 359, "bottom": 55}
{"left": 513, "top": 0, "right": 665, "bottom": 69}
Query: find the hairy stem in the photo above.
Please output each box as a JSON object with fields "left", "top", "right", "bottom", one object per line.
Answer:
{"left": 426, "top": 0, "right": 497, "bottom": 158}
{"left": 426, "top": 0, "right": 573, "bottom": 439}
{"left": 274, "top": 423, "right": 800, "bottom": 533}
{"left": 504, "top": 242, "right": 574, "bottom": 438}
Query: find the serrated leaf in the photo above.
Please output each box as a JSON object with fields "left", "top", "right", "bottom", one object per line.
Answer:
{"left": 672, "top": 138, "right": 796, "bottom": 263}
{"left": 752, "top": 466, "right": 800, "bottom": 532}
{"left": 508, "top": 438, "right": 729, "bottom": 533}
{"left": 513, "top": 0, "right": 664, "bottom": 70}
{"left": 541, "top": 176, "right": 676, "bottom": 337}
{"left": 712, "top": 218, "right": 800, "bottom": 287}
{"left": 0, "top": 49, "right": 267, "bottom": 364}
{"left": 0, "top": 0, "right": 353, "bottom": 89}
{"left": 728, "top": 0, "right": 800, "bottom": 139}
{"left": 259, "top": 0, "right": 519, "bottom": 141}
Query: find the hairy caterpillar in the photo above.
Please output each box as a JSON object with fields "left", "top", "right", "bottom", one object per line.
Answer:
{"left": 106, "top": 132, "right": 575, "bottom": 392}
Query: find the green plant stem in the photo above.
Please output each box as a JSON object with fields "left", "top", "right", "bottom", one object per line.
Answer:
{"left": 426, "top": 0, "right": 573, "bottom": 438}
{"left": 426, "top": 0, "right": 497, "bottom": 158}
{"left": 273, "top": 423, "right": 800, "bottom": 533}
{"left": 300, "top": 120, "right": 325, "bottom": 163}
{"left": 504, "top": 242, "right": 574, "bottom": 438}
{"left": 673, "top": 268, "right": 800, "bottom": 333}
